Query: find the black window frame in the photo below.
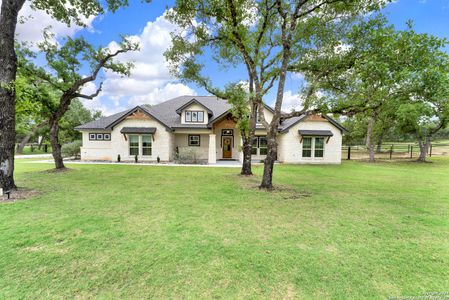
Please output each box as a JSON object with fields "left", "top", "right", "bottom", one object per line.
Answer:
{"left": 188, "top": 134, "right": 201, "bottom": 146}
{"left": 89, "top": 133, "right": 111, "bottom": 141}
{"left": 185, "top": 110, "right": 204, "bottom": 123}
{"left": 302, "top": 137, "right": 312, "bottom": 158}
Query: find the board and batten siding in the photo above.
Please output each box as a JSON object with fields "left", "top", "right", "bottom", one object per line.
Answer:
{"left": 277, "top": 119, "right": 342, "bottom": 164}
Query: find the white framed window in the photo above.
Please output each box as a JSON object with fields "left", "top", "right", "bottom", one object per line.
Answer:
{"left": 188, "top": 135, "right": 200, "bottom": 146}
{"left": 96, "top": 133, "right": 104, "bottom": 140}
{"left": 89, "top": 133, "right": 96, "bottom": 140}
{"left": 302, "top": 137, "right": 325, "bottom": 158}
{"left": 251, "top": 136, "right": 268, "bottom": 156}
{"left": 142, "top": 135, "right": 152, "bottom": 156}
{"left": 104, "top": 133, "right": 111, "bottom": 141}
{"left": 129, "top": 135, "right": 139, "bottom": 156}
{"left": 185, "top": 111, "right": 204, "bottom": 123}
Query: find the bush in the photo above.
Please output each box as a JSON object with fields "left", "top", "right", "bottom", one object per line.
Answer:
{"left": 175, "top": 147, "right": 205, "bottom": 164}
{"left": 61, "top": 140, "right": 82, "bottom": 158}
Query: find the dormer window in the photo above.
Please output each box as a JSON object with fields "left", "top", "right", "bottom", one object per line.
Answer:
{"left": 185, "top": 111, "right": 204, "bottom": 123}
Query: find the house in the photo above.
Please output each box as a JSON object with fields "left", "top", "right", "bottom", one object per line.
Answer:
{"left": 75, "top": 96, "right": 347, "bottom": 164}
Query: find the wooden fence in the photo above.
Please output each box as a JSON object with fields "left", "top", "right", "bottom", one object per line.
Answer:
{"left": 342, "top": 142, "right": 449, "bottom": 160}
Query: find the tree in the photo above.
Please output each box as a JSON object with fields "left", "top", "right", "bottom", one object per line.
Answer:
{"left": 0, "top": 0, "right": 150, "bottom": 189}
{"left": 292, "top": 16, "right": 412, "bottom": 162}
{"left": 21, "top": 34, "right": 138, "bottom": 169}
{"left": 15, "top": 68, "right": 47, "bottom": 154}
{"left": 166, "top": 0, "right": 387, "bottom": 189}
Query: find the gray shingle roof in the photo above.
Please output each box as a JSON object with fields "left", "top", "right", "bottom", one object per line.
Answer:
{"left": 75, "top": 95, "right": 345, "bottom": 133}
{"left": 74, "top": 107, "right": 135, "bottom": 130}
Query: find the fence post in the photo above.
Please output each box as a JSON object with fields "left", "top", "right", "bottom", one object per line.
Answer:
{"left": 44, "top": 144, "right": 48, "bottom": 153}
{"left": 410, "top": 146, "right": 413, "bottom": 159}
{"left": 347, "top": 146, "right": 351, "bottom": 160}
{"left": 390, "top": 145, "right": 393, "bottom": 160}
{"left": 429, "top": 144, "right": 432, "bottom": 157}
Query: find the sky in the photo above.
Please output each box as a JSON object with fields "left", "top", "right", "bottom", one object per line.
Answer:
{"left": 12, "top": 0, "right": 449, "bottom": 115}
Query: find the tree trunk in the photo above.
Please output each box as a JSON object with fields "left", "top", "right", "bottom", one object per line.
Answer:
{"left": 240, "top": 101, "right": 258, "bottom": 176}
{"left": 16, "top": 121, "right": 48, "bottom": 154}
{"left": 0, "top": 0, "right": 25, "bottom": 190}
{"left": 366, "top": 116, "right": 375, "bottom": 163}
{"left": 376, "top": 139, "right": 382, "bottom": 153}
{"left": 417, "top": 135, "right": 430, "bottom": 162}
{"left": 259, "top": 127, "right": 277, "bottom": 190}
{"left": 49, "top": 119, "right": 65, "bottom": 169}
{"left": 240, "top": 134, "right": 252, "bottom": 175}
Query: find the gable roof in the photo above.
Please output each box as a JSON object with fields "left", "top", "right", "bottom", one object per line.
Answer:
{"left": 175, "top": 98, "right": 213, "bottom": 115}
{"left": 76, "top": 95, "right": 347, "bottom": 133}
{"left": 278, "top": 114, "right": 348, "bottom": 133}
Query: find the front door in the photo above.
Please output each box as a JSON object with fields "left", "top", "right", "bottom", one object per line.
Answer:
{"left": 223, "top": 137, "right": 232, "bottom": 158}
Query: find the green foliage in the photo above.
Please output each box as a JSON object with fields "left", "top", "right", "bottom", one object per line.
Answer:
{"left": 61, "top": 140, "right": 82, "bottom": 157}
{"left": 29, "top": 0, "right": 152, "bottom": 27}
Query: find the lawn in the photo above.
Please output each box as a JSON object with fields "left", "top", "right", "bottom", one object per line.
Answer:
{"left": 1, "top": 159, "right": 448, "bottom": 299}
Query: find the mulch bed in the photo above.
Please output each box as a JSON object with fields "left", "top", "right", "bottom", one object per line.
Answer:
{"left": 1, "top": 188, "right": 39, "bottom": 203}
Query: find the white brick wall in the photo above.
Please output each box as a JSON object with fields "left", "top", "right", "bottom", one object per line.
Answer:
{"left": 277, "top": 120, "right": 342, "bottom": 164}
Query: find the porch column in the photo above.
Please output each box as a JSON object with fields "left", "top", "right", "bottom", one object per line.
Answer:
{"left": 208, "top": 134, "right": 216, "bottom": 164}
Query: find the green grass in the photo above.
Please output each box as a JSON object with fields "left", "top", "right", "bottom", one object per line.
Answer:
{"left": 1, "top": 159, "right": 448, "bottom": 299}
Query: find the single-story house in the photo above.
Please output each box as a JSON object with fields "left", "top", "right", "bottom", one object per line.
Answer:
{"left": 75, "top": 96, "right": 347, "bottom": 164}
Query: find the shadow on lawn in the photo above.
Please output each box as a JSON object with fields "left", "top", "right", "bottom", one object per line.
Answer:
{"left": 236, "top": 174, "right": 312, "bottom": 200}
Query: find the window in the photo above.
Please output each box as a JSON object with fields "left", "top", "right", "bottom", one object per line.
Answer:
{"left": 142, "top": 135, "right": 152, "bottom": 156}
{"left": 302, "top": 137, "right": 312, "bottom": 158}
{"left": 222, "top": 129, "right": 233, "bottom": 136}
{"left": 185, "top": 111, "right": 204, "bottom": 123}
{"left": 314, "top": 138, "right": 324, "bottom": 158}
{"left": 129, "top": 135, "right": 139, "bottom": 156}
{"left": 96, "top": 133, "right": 104, "bottom": 140}
{"left": 251, "top": 137, "right": 258, "bottom": 155}
{"left": 259, "top": 137, "right": 268, "bottom": 155}
{"left": 302, "top": 137, "right": 325, "bottom": 158}
{"left": 89, "top": 133, "right": 96, "bottom": 140}
{"left": 251, "top": 136, "right": 268, "bottom": 156}
{"left": 188, "top": 135, "right": 200, "bottom": 146}
{"left": 104, "top": 133, "right": 111, "bottom": 141}
{"left": 256, "top": 112, "right": 262, "bottom": 123}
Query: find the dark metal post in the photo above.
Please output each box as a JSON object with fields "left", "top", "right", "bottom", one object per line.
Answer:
{"left": 410, "top": 146, "right": 413, "bottom": 159}
{"left": 44, "top": 144, "right": 48, "bottom": 153}
{"left": 347, "top": 146, "right": 351, "bottom": 160}
{"left": 390, "top": 145, "right": 393, "bottom": 160}
{"left": 430, "top": 144, "right": 432, "bottom": 157}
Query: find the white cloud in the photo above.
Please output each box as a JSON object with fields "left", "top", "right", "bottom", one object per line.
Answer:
{"left": 93, "top": 11, "right": 197, "bottom": 114}
{"left": 9, "top": 1, "right": 96, "bottom": 46}
{"left": 281, "top": 90, "right": 304, "bottom": 112}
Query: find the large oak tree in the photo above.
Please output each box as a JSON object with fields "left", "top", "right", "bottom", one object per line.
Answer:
{"left": 166, "top": 0, "right": 389, "bottom": 189}
{"left": 0, "top": 0, "right": 150, "bottom": 189}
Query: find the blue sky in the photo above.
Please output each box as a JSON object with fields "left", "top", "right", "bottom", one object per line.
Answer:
{"left": 13, "top": 0, "right": 449, "bottom": 115}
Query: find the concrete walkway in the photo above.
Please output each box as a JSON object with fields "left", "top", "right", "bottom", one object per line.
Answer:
{"left": 26, "top": 159, "right": 246, "bottom": 168}
{"left": 15, "top": 154, "right": 52, "bottom": 159}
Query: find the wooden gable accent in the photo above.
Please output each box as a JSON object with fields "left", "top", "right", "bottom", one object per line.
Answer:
{"left": 212, "top": 113, "right": 236, "bottom": 130}
{"left": 304, "top": 114, "right": 327, "bottom": 122}
{"left": 126, "top": 109, "right": 151, "bottom": 120}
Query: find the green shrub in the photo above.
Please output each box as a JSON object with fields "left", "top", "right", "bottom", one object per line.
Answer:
{"left": 175, "top": 147, "right": 205, "bottom": 164}
{"left": 61, "top": 140, "right": 82, "bottom": 158}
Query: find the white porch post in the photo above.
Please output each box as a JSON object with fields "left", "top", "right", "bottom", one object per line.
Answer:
{"left": 208, "top": 134, "right": 216, "bottom": 164}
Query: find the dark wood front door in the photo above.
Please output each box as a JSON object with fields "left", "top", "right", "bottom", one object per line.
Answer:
{"left": 223, "top": 137, "right": 232, "bottom": 158}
